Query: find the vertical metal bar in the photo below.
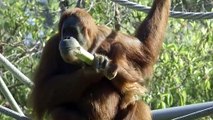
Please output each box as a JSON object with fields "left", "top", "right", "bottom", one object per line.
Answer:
{"left": 0, "top": 76, "right": 25, "bottom": 116}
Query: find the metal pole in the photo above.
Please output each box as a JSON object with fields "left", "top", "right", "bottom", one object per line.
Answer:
{"left": 173, "top": 106, "right": 213, "bottom": 120}
{"left": 0, "top": 105, "right": 30, "bottom": 120}
{"left": 0, "top": 53, "right": 33, "bottom": 87}
{"left": 152, "top": 101, "right": 213, "bottom": 120}
{"left": 0, "top": 76, "right": 25, "bottom": 115}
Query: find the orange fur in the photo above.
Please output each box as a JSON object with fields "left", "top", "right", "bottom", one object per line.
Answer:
{"left": 31, "top": 0, "right": 170, "bottom": 119}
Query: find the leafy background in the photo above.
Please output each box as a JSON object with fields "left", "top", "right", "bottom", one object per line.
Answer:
{"left": 0, "top": 0, "right": 212, "bottom": 119}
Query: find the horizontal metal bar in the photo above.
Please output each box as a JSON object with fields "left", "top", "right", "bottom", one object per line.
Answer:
{"left": 152, "top": 101, "right": 213, "bottom": 120}
{"left": 173, "top": 106, "right": 213, "bottom": 120}
{"left": 0, "top": 106, "right": 30, "bottom": 120}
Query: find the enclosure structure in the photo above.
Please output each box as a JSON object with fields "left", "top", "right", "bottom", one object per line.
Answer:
{"left": 0, "top": 0, "right": 213, "bottom": 119}
{"left": 1, "top": 46, "right": 213, "bottom": 120}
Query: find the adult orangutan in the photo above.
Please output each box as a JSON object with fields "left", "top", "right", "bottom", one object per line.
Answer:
{"left": 31, "top": 0, "right": 170, "bottom": 119}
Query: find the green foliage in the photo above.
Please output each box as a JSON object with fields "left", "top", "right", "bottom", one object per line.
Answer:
{"left": 149, "top": 19, "right": 213, "bottom": 108}
{"left": 0, "top": 0, "right": 212, "bottom": 119}
{"left": 0, "top": 0, "right": 59, "bottom": 118}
